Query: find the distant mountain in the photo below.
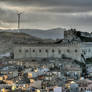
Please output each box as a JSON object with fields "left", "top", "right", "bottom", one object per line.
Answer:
{"left": 0, "top": 28, "right": 66, "bottom": 40}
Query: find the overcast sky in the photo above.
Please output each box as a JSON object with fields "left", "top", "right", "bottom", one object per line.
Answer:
{"left": 0, "top": 0, "right": 92, "bottom": 32}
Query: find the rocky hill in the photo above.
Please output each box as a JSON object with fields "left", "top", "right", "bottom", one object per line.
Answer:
{"left": 64, "top": 29, "right": 92, "bottom": 42}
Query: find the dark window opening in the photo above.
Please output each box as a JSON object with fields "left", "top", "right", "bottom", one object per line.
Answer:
{"left": 75, "top": 49, "right": 77, "bottom": 53}
{"left": 39, "top": 49, "right": 41, "bottom": 53}
{"left": 46, "top": 49, "right": 48, "bottom": 53}
{"left": 58, "top": 50, "right": 61, "bottom": 54}
{"left": 19, "top": 49, "right": 22, "bottom": 53}
{"left": 52, "top": 49, "right": 55, "bottom": 53}
{"left": 33, "top": 50, "right": 35, "bottom": 52}
{"left": 67, "top": 49, "right": 70, "bottom": 53}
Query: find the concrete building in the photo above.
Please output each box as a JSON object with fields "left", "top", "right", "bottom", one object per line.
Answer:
{"left": 78, "top": 79, "right": 92, "bottom": 92}
{"left": 64, "top": 64, "right": 82, "bottom": 79}
{"left": 70, "top": 83, "right": 79, "bottom": 92}
{"left": 0, "top": 66, "right": 18, "bottom": 79}
{"left": 13, "top": 42, "right": 92, "bottom": 62}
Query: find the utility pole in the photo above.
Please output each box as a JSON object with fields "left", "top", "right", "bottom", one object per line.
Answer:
{"left": 17, "top": 12, "right": 22, "bottom": 32}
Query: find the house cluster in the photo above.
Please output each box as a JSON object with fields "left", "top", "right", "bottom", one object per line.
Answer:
{"left": 0, "top": 58, "right": 83, "bottom": 92}
{"left": 1, "top": 56, "right": 92, "bottom": 92}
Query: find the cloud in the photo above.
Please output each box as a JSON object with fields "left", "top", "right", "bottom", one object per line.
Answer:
{"left": 2, "top": 0, "right": 92, "bottom": 7}
{"left": 0, "top": 0, "right": 92, "bottom": 32}
{"left": 1, "top": 0, "right": 92, "bottom": 13}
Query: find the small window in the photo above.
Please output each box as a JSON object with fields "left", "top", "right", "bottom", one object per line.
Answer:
{"left": 19, "top": 49, "right": 22, "bottom": 53}
{"left": 84, "top": 51, "right": 86, "bottom": 55}
{"left": 33, "top": 50, "right": 35, "bottom": 52}
{"left": 58, "top": 50, "right": 61, "bottom": 54}
{"left": 67, "top": 49, "right": 70, "bottom": 53}
{"left": 81, "top": 88, "right": 83, "bottom": 91}
{"left": 75, "top": 49, "right": 77, "bottom": 53}
{"left": 39, "top": 49, "right": 41, "bottom": 53}
{"left": 52, "top": 49, "right": 55, "bottom": 53}
{"left": 45, "top": 49, "right": 48, "bottom": 53}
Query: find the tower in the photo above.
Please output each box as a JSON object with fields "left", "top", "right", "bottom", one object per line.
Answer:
{"left": 17, "top": 12, "right": 22, "bottom": 32}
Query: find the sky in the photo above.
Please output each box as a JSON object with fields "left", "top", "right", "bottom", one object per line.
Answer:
{"left": 0, "top": 0, "right": 92, "bottom": 32}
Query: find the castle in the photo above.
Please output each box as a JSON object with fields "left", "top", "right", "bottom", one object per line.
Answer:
{"left": 13, "top": 42, "right": 92, "bottom": 62}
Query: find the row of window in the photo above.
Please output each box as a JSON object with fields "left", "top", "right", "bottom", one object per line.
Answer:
{"left": 19, "top": 49, "right": 78, "bottom": 53}
{"left": 82, "top": 48, "right": 91, "bottom": 53}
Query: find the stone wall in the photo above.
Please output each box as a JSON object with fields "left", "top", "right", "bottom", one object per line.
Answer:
{"left": 13, "top": 43, "right": 82, "bottom": 61}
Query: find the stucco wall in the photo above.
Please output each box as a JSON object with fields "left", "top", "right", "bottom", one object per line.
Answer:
{"left": 14, "top": 44, "right": 82, "bottom": 61}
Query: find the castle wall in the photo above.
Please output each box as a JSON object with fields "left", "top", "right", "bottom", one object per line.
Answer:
{"left": 14, "top": 43, "right": 82, "bottom": 61}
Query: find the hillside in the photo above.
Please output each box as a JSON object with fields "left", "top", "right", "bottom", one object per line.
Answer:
{"left": 64, "top": 29, "right": 92, "bottom": 42}
{"left": 0, "top": 28, "right": 65, "bottom": 40}
{"left": 76, "top": 31, "right": 92, "bottom": 42}
{"left": 0, "top": 32, "right": 43, "bottom": 54}
{"left": 0, "top": 28, "right": 65, "bottom": 54}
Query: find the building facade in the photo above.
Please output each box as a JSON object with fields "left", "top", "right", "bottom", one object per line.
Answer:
{"left": 13, "top": 42, "right": 92, "bottom": 62}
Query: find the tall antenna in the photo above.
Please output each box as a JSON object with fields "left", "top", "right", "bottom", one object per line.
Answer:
{"left": 17, "top": 12, "right": 22, "bottom": 32}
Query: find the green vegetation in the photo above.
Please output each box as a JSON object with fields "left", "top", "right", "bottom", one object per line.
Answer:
{"left": 79, "top": 36, "right": 92, "bottom": 42}
{"left": 86, "top": 58, "right": 92, "bottom": 64}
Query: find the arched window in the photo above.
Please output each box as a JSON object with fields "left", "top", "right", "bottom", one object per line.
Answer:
{"left": 19, "top": 49, "right": 22, "bottom": 53}
{"left": 75, "top": 49, "right": 77, "bottom": 53}
{"left": 52, "top": 49, "right": 55, "bottom": 53}
{"left": 45, "top": 49, "right": 48, "bottom": 53}
{"left": 39, "top": 49, "right": 41, "bottom": 53}
{"left": 33, "top": 49, "right": 35, "bottom": 52}
{"left": 67, "top": 49, "right": 70, "bottom": 53}
{"left": 81, "top": 88, "right": 83, "bottom": 91}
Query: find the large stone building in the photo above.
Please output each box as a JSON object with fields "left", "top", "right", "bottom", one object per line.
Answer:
{"left": 13, "top": 42, "right": 92, "bottom": 62}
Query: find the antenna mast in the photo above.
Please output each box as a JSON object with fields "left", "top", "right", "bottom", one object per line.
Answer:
{"left": 17, "top": 12, "right": 22, "bottom": 32}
